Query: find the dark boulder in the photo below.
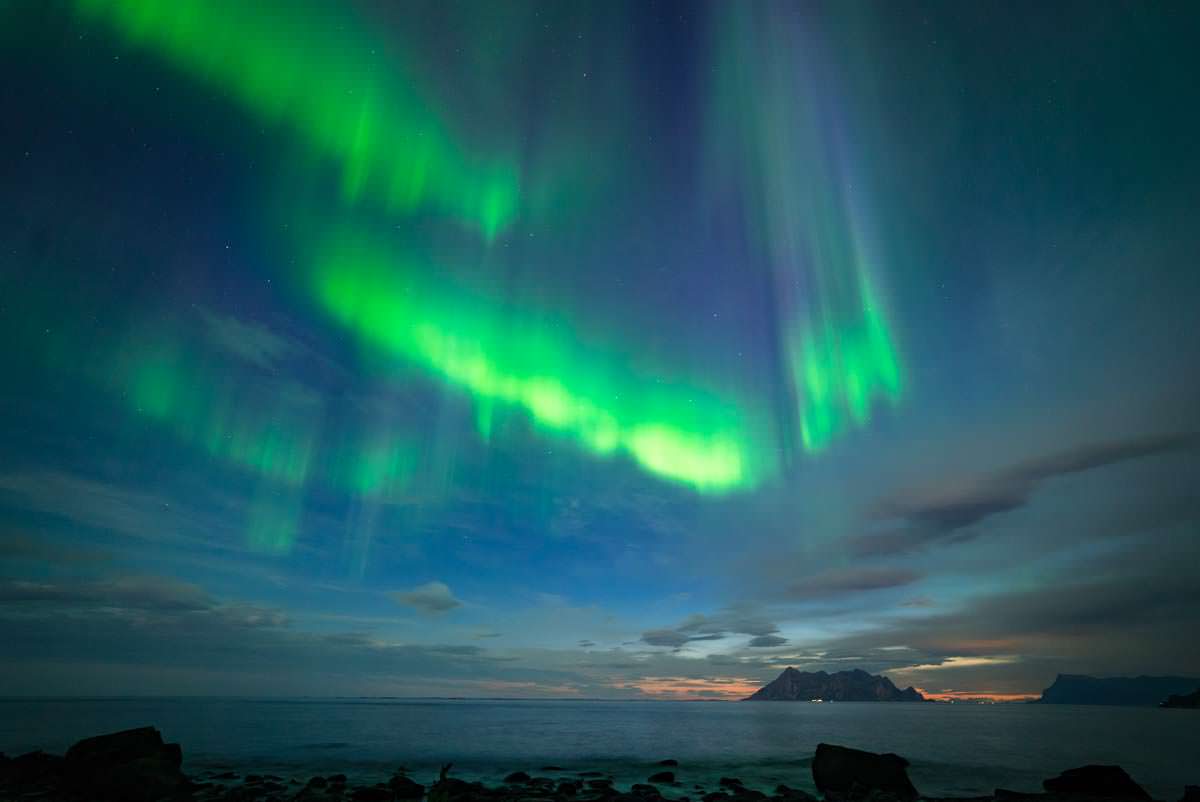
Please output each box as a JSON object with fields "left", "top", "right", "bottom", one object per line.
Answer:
{"left": 632, "top": 783, "right": 664, "bottom": 796}
{"left": 732, "top": 790, "right": 767, "bottom": 801}
{"left": 774, "top": 785, "right": 818, "bottom": 802}
{"left": 811, "top": 743, "right": 918, "bottom": 802}
{"left": 61, "top": 726, "right": 189, "bottom": 801}
{"left": 702, "top": 793, "right": 732, "bottom": 802}
{"left": 542, "top": 766, "right": 567, "bottom": 772}
{"left": 1180, "top": 787, "right": 1199, "bottom": 802}
{"left": 441, "top": 777, "right": 481, "bottom": 793}
{"left": 648, "top": 772, "right": 676, "bottom": 783}
{"left": 389, "top": 774, "right": 425, "bottom": 799}
{"left": 352, "top": 786, "right": 394, "bottom": 802}
{"left": 559, "top": 781, "right": 583, "bottom": 795}
{"left": 1042, "top": 766, "right": 1150, "bottom": 800}
{"left": 220, "top": 786, "right": 274, "bottom": 802}
{"left": 507, "top": 771, "right": 534, "bottom": 784}
{"left": 720, "top": 778, "right": 745, "bottom": 789}
{"left": 307, "top": 776, "right": 329, "bottom": 788}
{"left": 584, "top": 778, "right": 618, "bottom": 797}
{"left": 3, "top": 750, "right": 64, "bottom": 787}
{"left": 578, "top": 793, "right": 617, "bottom": 802}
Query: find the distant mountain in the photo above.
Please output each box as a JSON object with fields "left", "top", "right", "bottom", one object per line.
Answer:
{"left": 1160, "top": 688, "right": 1200, "bottom": 708}
{"left": 1033, "top": 674, "right": 1200, "bottom": 706}
{"left": 744, "top": 668, "right": 925, "bottom": 702}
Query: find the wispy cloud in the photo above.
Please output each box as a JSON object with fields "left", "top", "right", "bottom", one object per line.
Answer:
{"left": 641, "top": 605, "right": 782, "bottom": 651}
{"left": 199, "top": 309, "right": 297, "bottom": 370}
{"left": 0, "top": 470, "right": 225, "bottom": 547}
{"left": 788, "top": 567, "right": 922, "bottom": 600}
{"left": 747, "top": 635, "right": 788, "bottom": 648}
{"left": 389, "top": 581, "right": 463, "bottom": 614}
{"left": 854, "top": 431, "right": 1199, "bottom": 555}
{"left": 0, "top": 532, "right": 110, "bottom": 564}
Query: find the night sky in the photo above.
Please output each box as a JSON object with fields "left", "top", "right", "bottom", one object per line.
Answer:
{"left": 2, "top": 0, "right": 1198, "bottom": 700}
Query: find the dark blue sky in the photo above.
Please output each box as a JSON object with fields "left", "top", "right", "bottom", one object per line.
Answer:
{"left": 1, "top": 0, "right": 1198, "bottom": 699}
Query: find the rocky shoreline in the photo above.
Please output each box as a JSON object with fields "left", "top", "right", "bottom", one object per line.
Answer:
{"left": 1, "top": 728, "right": 1195, "bottom": 802}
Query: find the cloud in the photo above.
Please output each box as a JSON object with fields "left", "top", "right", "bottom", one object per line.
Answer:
{"left": 640, "top": 629, "right": 692, "bottom": 648}
{"left": 0, "top": 576, "right": 211, "bottom": 611}
{"left": 811, "top": 541, "right": 1200, "bottom": 693}
{"left": 788, "top": 567, "right": 922, "bottom": 600}
{"left": 199, "top": 309, "right": 296, "bottom": 370}
{"left": 0, "top": 573, "right": 791, "bottom": 697}
{"left": 855, "top": 431, "right": 1199, "bottom": 555}
{"left": 747, "top": 635, "right": 788, "bottom": 648}
{"left": 677, "top": 608, "right": 779, "bottom": 638}
{"left": 0, "top": 532, "right": 109, "bottom": 564}
{"left": 641, "top": 605, "right": 783, "bottom": 650}
{"left": 0, "top": 470, "right": 231, "bottom": 548}
{"left": 389, "top": 581, "right": 462, "bottom": 614}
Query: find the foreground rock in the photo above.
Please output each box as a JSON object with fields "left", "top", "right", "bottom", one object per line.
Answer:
{"left": 812, "top": 743, "right": 919, "bottom": 801}
{"left": 63, "top": 726, "right": 190, "bottom": 801}
{"left": 0, "top": 726, "right": 190, "bottom": 801}
{"left": 1042, "top": 766, "right": 1151, "bottom": 800}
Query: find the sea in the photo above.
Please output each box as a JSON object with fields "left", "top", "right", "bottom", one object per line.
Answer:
{"left": 1, "top": 699, "right": 1196, "bottom": 800}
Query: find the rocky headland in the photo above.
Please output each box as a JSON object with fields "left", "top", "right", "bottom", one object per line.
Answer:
{"left": 3, "top": 727, "right": 1195, "bottom": 802}
{"left": 744, "top": 668, "right": 924, "bottom": 702}
{"left": 1159, "top": 688, "right": 1199, "bottom": 709}
{"left": 1032, "top": 675, "right": 1200, "bottom": 706}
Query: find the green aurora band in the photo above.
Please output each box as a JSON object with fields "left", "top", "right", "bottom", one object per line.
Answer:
{"left": 310, "top": 237, "right": 762, "bottom": 493}
{"left": 73, "top": 0, "right": 520, "bottom": 238}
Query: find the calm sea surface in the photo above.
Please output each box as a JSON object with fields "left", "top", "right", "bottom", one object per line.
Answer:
{"left": 1, "top": 699, "right": 1196, "bottom": 799}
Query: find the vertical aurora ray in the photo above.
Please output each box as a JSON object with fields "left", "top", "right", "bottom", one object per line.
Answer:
{"left": 100, "top": 320, "right": 429, "bottom": 555}
{"left": 116, "top": 336, "right": 321, "bottom": 488}
{"left": 707, "top": 5, "right": 904, "bottom": 454}
{"left": 72, "top": 0, "right": 520, "bottom": 238}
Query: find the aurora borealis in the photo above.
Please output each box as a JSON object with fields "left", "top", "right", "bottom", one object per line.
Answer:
{"left": 2, "top": 1, "right": 1199, "bottom": 699}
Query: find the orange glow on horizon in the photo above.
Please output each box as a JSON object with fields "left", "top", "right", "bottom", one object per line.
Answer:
{"left": 617, "top": 676, "right": 763, "bottom": 700}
